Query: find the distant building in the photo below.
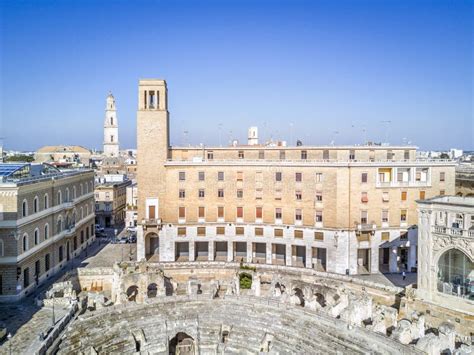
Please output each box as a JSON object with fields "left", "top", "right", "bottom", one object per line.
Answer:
{"left": 248, "top": 127, "right": 259, "bottom": 145}
{"left": 125, "top": 182, "right": 138, "bottom": 229}
{"left": 417, "top": 196, "right": 474, "bottom": 315}
{"left": 94, "top": 179, "right": 131, "bottom": 229}
{"left": 103, "top": 92, "right": 119, "bottom": 158}
{"left": 456, "top": 164, "right": 474, "bottom": 197}
{"left": 35, "top": 145, "right": 92, "bottom": 167}
{"left": 450, "top": 148, "right": 463, "bottom": 160}
{"left": 0, "top": 163, "right": 95, "bottom": 301}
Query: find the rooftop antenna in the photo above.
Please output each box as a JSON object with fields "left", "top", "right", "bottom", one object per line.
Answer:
{"left": 381, "top": 120, "right": 391, "bottom": 144}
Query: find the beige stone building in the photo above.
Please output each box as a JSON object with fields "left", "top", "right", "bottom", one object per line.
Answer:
{"left": 0, "top": 163, "right": 95, "bottom": 301}
{"left": 94, "top": 179, "right": 131, "bottom": 229}
{"left": 417, "top": 196, "right": 473, "bottom": 314}
{"left": 35, "top": 145, "right": 92, "bottom": 167}
{"left": 136, "top": 79, "right": 456, "bottom": 275}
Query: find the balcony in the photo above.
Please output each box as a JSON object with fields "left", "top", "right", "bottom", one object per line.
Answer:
{"left": 357, "top": 223, "right": 376, "bottom": 232}
{"left": 142, "top": 218, "right": 162, "bottom": 227}
{"left": 433, "top": 225, "right": 474, "bottom": 238}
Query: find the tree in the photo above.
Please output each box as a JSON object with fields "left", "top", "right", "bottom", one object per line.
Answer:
{"left": 5, "top": 155, "right": 34, "bottom": 163}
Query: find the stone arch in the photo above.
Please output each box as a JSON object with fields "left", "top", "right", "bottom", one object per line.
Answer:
{"left": 126, "top": 285, "right": 139, "bottom": 302}
{"left": 292, "top": 287, "right": 305, "bottom": 306}
{"left": 147, "top": 283, "right": 158, "bottom": 298}
{"left": 169, "top": 332, "right": 195, "bottom": 355}
{"left": 33, "top": 196, "right": 39, "bottom": 213}
{"left": 145, "top": 232, "right": 159, "bottom": 257}
{"left": 22, "top": 199, "right": 28, "bottom": 217}
{"left": 314, "top": 292, "right": 326, "bottom": 307}
{"left": 436, "top": 248, "right": 473, "bottom": 297}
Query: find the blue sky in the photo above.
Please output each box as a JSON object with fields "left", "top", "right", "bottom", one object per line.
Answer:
{"left": 1, "top": 0, "right": 472, "bottom": 151}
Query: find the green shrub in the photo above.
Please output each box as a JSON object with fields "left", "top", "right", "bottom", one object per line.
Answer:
{"left": 239, "top": 272, "right": 252, "bottom": 289}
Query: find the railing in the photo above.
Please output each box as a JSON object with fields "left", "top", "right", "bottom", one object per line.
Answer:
{"left": 433, "top": 225, "right": 474, "bottom": 238}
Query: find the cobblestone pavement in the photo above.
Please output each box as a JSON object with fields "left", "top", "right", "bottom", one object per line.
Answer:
{"left": 82, "top": 242, "right": 137, "bottom": 268}
{"left": 352, "top": 272, "right": 417, "bottom": 288}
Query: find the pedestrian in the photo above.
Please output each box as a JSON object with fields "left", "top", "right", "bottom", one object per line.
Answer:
{"left": 402, "top": 271, "right": 406, "bottom": 281}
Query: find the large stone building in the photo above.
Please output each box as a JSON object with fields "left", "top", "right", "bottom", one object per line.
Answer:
{"left": 35, "top": 145, "right": 92, "bottom": 167}
{"left": 125, "top": 181, "right": 138, "bottom": 229}
{"left": 136, "top": 79, "right": 456, "bottom": 275}
{"left": 0, "top": 163, "right": 95, "bottom": 301}
{"left": 94, "top": 178, "right": 131, "bottom": 229}
{"left": 417, "top": 196, "right": 473, "bottom": 314}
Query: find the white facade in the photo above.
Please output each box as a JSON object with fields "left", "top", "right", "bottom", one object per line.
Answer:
{"left": 248, "top": 127, "right": 259, "bottom": 145}
{"left": 417, "top": 196, "right": 474, "bottom": 314}
{"left": 103, "top": 93, "right": 119, "bottom": 157}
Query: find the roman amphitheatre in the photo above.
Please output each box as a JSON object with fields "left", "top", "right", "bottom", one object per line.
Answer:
{"left": 27, "top": 244, "right": 471, "bottom": 355}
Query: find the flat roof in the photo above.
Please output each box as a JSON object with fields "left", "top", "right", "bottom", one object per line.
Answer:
{"left": 417, "top": 195, "right": 474, "bottom": 208}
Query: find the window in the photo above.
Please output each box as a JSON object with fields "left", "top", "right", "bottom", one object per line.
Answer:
{"left": 315, "top": 211, "right": 323, "bottom": 222}
{"left": 236, "top": 227, "right": 245, "bottom": 235}
{"left": 295, "top": 191, "right": 302, "bottom": 200}
{"left": 178, "top": 227, "right": 186, "bottom": 236}
{"left": 419, "top": 191, "right": 426, "bottom": 200}
{"left": 275, "top": 172, "right": 282, "bottom": 182}
{"left": 295, "top": 209, "right": 302, "bottom": 221}
{"left": 295, "top": 172, "right": 302, "bottom": 182}
{"left": 275, "top": 208, "right": 282, "bottom": 220}
{"left": 349, "top": 150, "right": 355, "bottom": 160}
{"left": 237, "top": 189, "right": 243, "bottom": 198}
{"left": 440, "top": 172, "right": 445, "bottom": 182}
{"left": 197, "top": 227, "right": 206, "bottom": 236}
{"left": 315, "top": 173, "right": 323, "bottom": 183}
{"left": 198, "top": 207, "right": 205, "bottom": 219}
{"left": 360, "top": 211, "right": 368, "bottom": 224}
{"left": 258, "top": 150, "right": 265, "bottom": 159}
{"left": 207, "top": 151, "right": 214, "bottom": 160}
{"left": 294, "top": 230, "right": 303, "bottom": 239}
{"left": 218, "top": 171, "right": 224, "bottom": 181}
{"left": 255, "top": 227, "right": 264, "bottom": 236}
{"left": 179, "top": 172, "right": 186, "bottom": 181}
{"left": 274, "top": 228, "right": 283, "bottom": 237}
{"left": 217, "top": 206, "right": 224, "bottom": 219}
{"left": 110, "top": 117, "right": 113, "bottom": 125}
{"left": 216, "top": 227, "right": 225, "bottom": 235}
{"left": 237, "top": 171, "right": 243, "bottom": 181}
{"left": 255, "top": 188, "right": 263, "bottom": 200}
{"left": 179, "top": 207, "right": 186, "bottom": 219}
{"left": 381, "top": 232, "right": 390, "bottom": 241}
{"left": 65, "top": 188, "right": 70, "bottom": 202}
{"left": 316, "top": 191, "right": 322, "bottom": 202}
{"left": 238, "top": 150, "right": 244, "bottom": 159}
{"left": 34, "top": 229, "right": 39, "bottom": 245}
{"left": 22, "top": 233, "right": 29, "bottom": 252}
{"left": 382, "top": 210, "right": 389, "bottom": 223}
{"left": 361, "top": 173, "right": 368, "bottom": 183}
{"left": 387, "top": 150, "right": 394, "bottom": 160}
{"left": 45, "top": 254, "right": 50, "bottom": 271}
{"left": 218, "top": 189, "right": 224, "bottom": 198}
{"left": 369, "top": 150, "right": 375, "bottom": 162}
{"left": 236, "top": 207, "right": 243, "bottom": 219}
{"left": 22, "top": 200, "right": 28, "bottom": 217}
{"left": 59, "top": 246, "right": 64, "bottom": 262}
{"left": 33, "top": 197, "right": 38, "bottom": 213}
{"left": 179, "top": 189, "right": 186, "bottom": 198}
{"left": 23, "top": 268, "right": 30, "bottom": 288}
{"left": 400, "top": 210, "right": 407, "bottom": 222}
{"left": 256, "top": 207, "right": 263, "bottom": 219}
{"left": 361, "top": 192, "right": 368, "bottom": 203}
{"left": 198, "top": 189, "right": 205, "bottom": 198}
{"left": 382, "top": 192, "right": 389, "bottom": 202}
{"left": 323, "top": 150, "right": 329, "bottom": 160}
{"left": 44, "top": 194, "right": 49, "bottom": 209}
{"left": 440, "top": 190, "right": 445, "bottom": 196}
{"left": 314, "top": 232, "right": 324, "bottom": 241}
{"left": 401, "top": 191, "right": 407, "bottom": 201}
{"left": 198, "top": 171, "right": 205, "bottom": 181}
{"left": 57, "top": 190, "right": 62, "bottom": 205}
{"left": 110, "top": 135, "right": 114, "bottom": 143}
{"left": 279, "top": 150, "right": 286, "bottom": 160}
{"left": 44, "top": 224, "right": 49, "bottom": 240}
{"left": 301, "top": 150, "right": 307, "bottom": 160}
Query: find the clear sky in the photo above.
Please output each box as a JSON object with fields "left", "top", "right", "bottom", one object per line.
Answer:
{"left": 1, "top": 0, "right": 472, "bottom": 151}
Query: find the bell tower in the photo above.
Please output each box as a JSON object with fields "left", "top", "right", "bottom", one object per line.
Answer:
{"left": 103, "top": 92, "right": 119, "bottom": 157}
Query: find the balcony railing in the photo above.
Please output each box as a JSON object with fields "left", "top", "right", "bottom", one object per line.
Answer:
{"left": 433, "top": 225, "right": 474, "bottom": 238}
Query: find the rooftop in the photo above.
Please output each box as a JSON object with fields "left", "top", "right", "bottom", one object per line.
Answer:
{"left": 0, "top": 163, "right": 93, "bottom": 185}
{"left": 418, "top": 195, "right": 474, "bottom": 208}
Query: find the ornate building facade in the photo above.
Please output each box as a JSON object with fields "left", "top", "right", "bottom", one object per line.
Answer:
{"left": 136, "top": 79, "right": 456, "bottom": 275}
{"left": 103, "top": 92, "right": 119, "bottom": 158}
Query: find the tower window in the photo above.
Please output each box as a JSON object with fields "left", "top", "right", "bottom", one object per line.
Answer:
{"left": 111, "top": 135, "right": 114, "bottom": 142}
{"left": 110, "top": 117, "right": 114, "bottom": 125}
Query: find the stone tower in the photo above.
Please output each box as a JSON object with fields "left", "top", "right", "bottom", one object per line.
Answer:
{"left": 136, "top": 79, "right": 169, "bottom": 223}
{"left": 103, "top": 92, "right": 119, "bottom": 157}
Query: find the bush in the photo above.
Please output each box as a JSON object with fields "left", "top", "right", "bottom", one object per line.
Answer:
{"left": 240, "top": 264, "right": 256, "bottom": 272}
{"left": 239, "top": 272, "right": 252, "bottom": 289}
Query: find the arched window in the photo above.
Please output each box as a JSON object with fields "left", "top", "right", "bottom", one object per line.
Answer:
{"left": 33, "top": 196, "right": 39, "bottom": 213}
{"left": 44, "top": 223, "right": 49, "bottom": 240}
{"left": 438, "top": 248, "right": 474, "bottom": 298}
{"left": 86, "top": 205, "right": 89, "bottom": 216}
{"left": 90, "top": 181, "right": 93, "bottom": 192}
{"left": 34, "top": 228, "right": 40, "bottom": 245}
{"left": 80, "top": 207, "right": 84, "bottom": 220}
{"left": 44, "top": 193, "right": 49, "bottom": 209}
{"left": 22, "top": 233, "right": 29, "bottom": 252}
{"left": 57, "top": 216, "right": 63, "bottom": 234}
{"left": 110, "top": 117, "right": 113, "bottom": 125}
{"left": 22, "top": 200, "right": 28, "bottom": 217}
{"left": 85, "top": 183, "right": 89, "bottom": 194}
{"left": 57, "top": 190, "right": 62, "bottom": 205}
{"left": 65, "top": 188, "right": 70, "bottom": 202}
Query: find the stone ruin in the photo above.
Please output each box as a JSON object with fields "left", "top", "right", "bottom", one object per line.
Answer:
{"left": 43, "top": 281, "right": 77, "bottom": 307}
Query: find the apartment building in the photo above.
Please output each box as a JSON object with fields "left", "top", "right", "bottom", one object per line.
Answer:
{"left": 94, "top": 178, "right": 131, "bottom": 229}
{"left": 417, "top": 196, "right": 474, "bottom": 314}
{"left": 136, "top": 79, "right": 456, "bottom": 274}
{"left": 0, "top": 163, "right": 95, "bottom": 301}
{"left": 125, "top": 182, "right": 138, "bottom": 229}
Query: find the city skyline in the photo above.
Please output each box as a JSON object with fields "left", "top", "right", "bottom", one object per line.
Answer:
{"left": 1, "top": 0, "right": 473, "bottom": 151}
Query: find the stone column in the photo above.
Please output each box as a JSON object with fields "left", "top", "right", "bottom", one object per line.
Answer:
{"left": 189, "top": 241, "right": 195, "bottom": 262}
{"left": 305, "top": 246, "right": 312, "bottom": 268}
{"left": 246, "top": 241, "right": 252, "bottom": 263}
{"left": 286, "top": 244, "right": 292, "bottom": 266}
{"left": 137, "top": 226, "right": 146, "bottom": 261}
{"left": 266, "top": 243, "right": 272, "bottom": 264}
{"left": 208, "top": 241, "right": 215, "bottom": 261}
{"left": 370, "top": 245, "right": 379, "bottom": 273}
{"left": 408, "top": 243, "right": 417, "bottom": 271}
{"left": 227, "top": 241, "right": 234, "bottom": 262}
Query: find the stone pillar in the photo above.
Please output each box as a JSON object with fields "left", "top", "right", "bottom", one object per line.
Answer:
{"left": 286, "top": 244, "right": 292, "bottom": 266}
{"left": 137, "top": 226, "right": 145, "bottom": 261}
{"left": 305, "top": 246, "right": 312, "bottom": 268}
{"left": 246, "top": 241, "right": 252, "bottom": 263}
{"left": 371, "top": 245, "right": 379, "bottom": 273}
{"left": 189, "top": 241, "right": 195, "bottom": 262}
{"left": 228, "top": 241, "right": 234, "bottom": 262}
{"left": 389, "top": 246, "right": 398, "bottom": 273}
{"left": 408, "top": 243, "right": 417, "bottom": 271}
{"left": 208, "top": 241, "right": 215, "bottom": 261}
{"left": 266, "top": 243, "right": 272, "bottom": 264}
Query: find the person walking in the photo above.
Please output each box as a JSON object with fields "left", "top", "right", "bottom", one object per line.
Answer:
{"left": 402, "top": 270, "right": 406, "bottom": 281}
